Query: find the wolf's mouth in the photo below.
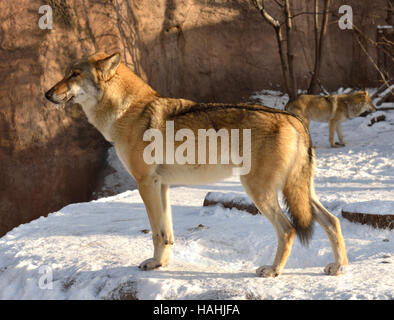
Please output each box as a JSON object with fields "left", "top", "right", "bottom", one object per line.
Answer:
{"left": 46, "top": 91, "right": 74, "bottom": 105}
{"left": 57, "top": 94, "right": 74, "bottom": 105}
{"left": 66, "top": 95, "right": 75, "bottom": 103}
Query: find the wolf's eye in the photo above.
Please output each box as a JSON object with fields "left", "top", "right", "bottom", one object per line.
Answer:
{"left": 70, "top": 72, "right": 79, "bottom": 78}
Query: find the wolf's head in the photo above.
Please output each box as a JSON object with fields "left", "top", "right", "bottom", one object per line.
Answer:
{"left": 45, "top": 52, "right": 121, "bottom": 107}
{"left": 347, "top": 89, "right": 376, "bottom": 117}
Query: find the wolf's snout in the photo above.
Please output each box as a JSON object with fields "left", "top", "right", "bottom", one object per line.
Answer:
{"left": 45, "top": 89, "right": 54, "bottom": 101}
{"left": 45, "top": 88, "right": 61, "bottom": 104}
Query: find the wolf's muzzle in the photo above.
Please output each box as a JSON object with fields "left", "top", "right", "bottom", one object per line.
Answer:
{"left": 45, "top": 89, "right": 54, "bottom": 102}
{"left": 45, "top": 88, "right": 63, "bottom": 104}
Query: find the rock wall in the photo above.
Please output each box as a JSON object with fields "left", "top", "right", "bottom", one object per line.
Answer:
{"left": 0, "top": 0, "right": 114, "bottom": 237}
{"left": 0, "top": 0, "right": 389, "bottom": 236}
{"left": 133, "top": 0, "right": 389, "bottom": 101}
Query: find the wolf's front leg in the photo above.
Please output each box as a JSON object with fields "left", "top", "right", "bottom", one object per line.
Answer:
{"left": 160, "top": 184, "right": 174, "bottom": 245}
{"left": 335, "top": 122, "right": 346, "bottom": 146}
{"left": 329, "top": 119, "right": 337, "bottom": 148}
{"left": 137, "top": 175, "right": 174, "bottom": 270}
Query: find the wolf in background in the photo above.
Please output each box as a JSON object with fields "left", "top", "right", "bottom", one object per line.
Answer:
{"left": 285, "top": 91, "right": 376, "bottom": 147}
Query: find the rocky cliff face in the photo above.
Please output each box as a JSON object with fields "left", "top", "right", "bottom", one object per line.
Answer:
{"left": 0, "top": 0, "right": 114, "bottom": 236}
{"left": 0, "top": 0, "right": 389, "bottom": 236}
{"left": 129, "top": 0, "right": 388, "bottom": 101}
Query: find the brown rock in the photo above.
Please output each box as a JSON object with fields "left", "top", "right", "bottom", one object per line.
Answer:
{"left": 203, "top": 192, "right": 259, "bottom": 215}
{"left": 105, "top": 281, "right": 138, "bottom": 300}
{"left": 187, "top": 224, "right": 208, "bottom": 232}
{"left": 342, "top": 210, "right": 394, "bottom": 230}
{"left": 368, "top": 114, "right": 386, "bottom": 126}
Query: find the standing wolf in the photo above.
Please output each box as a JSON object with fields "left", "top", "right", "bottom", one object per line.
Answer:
{"left": 285, "top": 91, "right": 376, "bottom": 147}
{"left": 45, "top": 52, "right": 348, "bottom": 277}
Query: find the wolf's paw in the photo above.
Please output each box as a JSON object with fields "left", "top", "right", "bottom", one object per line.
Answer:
{"left": 138, "top": 258, "right": 164, "bottom": 271}
{"left": 334, "top": 142, "right": 346, "bottom": 147}
{"left": 256, "top": 265, "right": 280, "bottom": 278}
{"left": 324, "top": 263, "right": 346, "bottom": 276}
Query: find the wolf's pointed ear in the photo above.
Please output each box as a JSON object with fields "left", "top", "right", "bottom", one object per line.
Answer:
{"left": 96, "top": 52, "right": 121, "bottom": 81}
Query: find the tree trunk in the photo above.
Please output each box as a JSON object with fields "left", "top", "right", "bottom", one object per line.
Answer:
{"left": 308, "top": 0, "right": 331, "bottom": 94}
{"left": 274, "top": 26, "right": 292, "bottom": 97}
{"left": 311, "top": 0, "right": 320, "bottom": 88}
{"left": 284, "top": 0, "right": 297, "bottom": 101}
{"left": 251, "top": 0, "right": 295, "bottom": 100}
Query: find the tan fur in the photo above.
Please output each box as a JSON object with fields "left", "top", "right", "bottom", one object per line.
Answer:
{"left": 45, "top": 52, "right": 348, "bottom": 277}
{"left": 285, "top": 92, "right": 376, "bottom": 147}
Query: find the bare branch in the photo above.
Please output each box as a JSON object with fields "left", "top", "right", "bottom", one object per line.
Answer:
{"left": 355, "top": 35, "right": 394, "bottom": 97}
{"left": 317, "top": 78, "right": 330, "bottom": 95}
{"left": 352, "top": 23, "right": 394, "bottom": 61}
{"left": 251, "top": 0, "right": 280, "bottom": 29}
{"left": 272, "top": 0, "right": 284, "bottom": 8}
{"left": 284, "top": 0, "right": 292, "bottom": 28}
{"left": 376, "top": 86, "right": 394, "bottom": 106}
{"left": 371, "top": 80, "right": 393, "bottom": 99}
{"left": 289, "top": 10, "right": 337, "bottom": 20}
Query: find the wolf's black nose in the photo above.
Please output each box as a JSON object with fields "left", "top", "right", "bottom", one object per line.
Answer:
{"left": 45, "top": 89, "right": 52, "bottom": 101}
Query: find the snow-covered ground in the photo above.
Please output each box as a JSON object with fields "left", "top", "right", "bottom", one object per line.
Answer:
{"left": 0, "top": 91, "right": 393, "bottom": 300}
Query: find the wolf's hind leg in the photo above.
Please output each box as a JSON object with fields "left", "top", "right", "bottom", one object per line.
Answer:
{"left": 312, "top": 197, "right": 348, "bottom": 275}
{"left": 241, "top": 176, "right": 296, "bottom": 277}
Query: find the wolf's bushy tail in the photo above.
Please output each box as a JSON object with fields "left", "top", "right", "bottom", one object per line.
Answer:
{"left": 282, "top": 145, "right": 315, "bottom": 246}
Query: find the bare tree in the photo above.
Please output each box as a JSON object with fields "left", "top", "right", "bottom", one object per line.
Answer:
{"left": 252, "top": 0, "right": 394, "bottom": 101}
{"left": 308, "top": 0, "right": 331, "bottom": 94}
{"left": 284, "top": 0, "right": 297, "bottom": 99}
{"left": 251, "top": 0, "right": 297, "bottom": 100}
{"left": 251, "top": 0, "right": 333, "bottom": 100}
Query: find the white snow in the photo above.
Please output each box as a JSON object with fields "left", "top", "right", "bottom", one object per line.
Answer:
{"left": 342, "top": 200, "right": 393, "bottom": 216}
{"left": 0, "top": 91, "right": 393, "bottom": 300}
{"left": 205, "top": 192, "right": 254, "bottom": 206}
{"left": 249, "top": 90, "right": 289, "bottom": 109}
